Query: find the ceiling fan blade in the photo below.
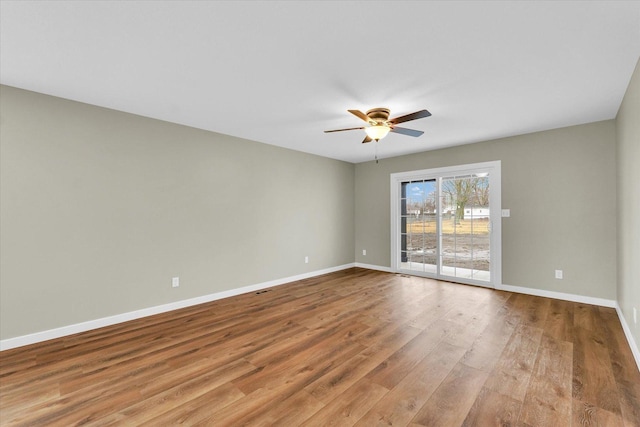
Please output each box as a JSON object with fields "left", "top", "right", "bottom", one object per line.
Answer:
{"left": 389, "top": 109, "right": 431, "bottom": 125}
{"left": 348, "top": 109, "right": 373, "bottom": 124}
{"left": 362, "top": 135, "right": 373, "bottom": 144}
{"left": 324, "top": 126, "right": 365, "bottom": 133}
{"left": 390, "top": 126, "right": 424, "bottom": 137}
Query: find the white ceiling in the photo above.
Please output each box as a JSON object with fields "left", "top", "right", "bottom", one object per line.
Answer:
{"left": 1, "top": 1, "right": 639, "bottom": 163}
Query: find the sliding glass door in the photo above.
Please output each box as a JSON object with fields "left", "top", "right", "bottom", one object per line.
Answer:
{"left": 391, "top": 162, "right": 501, "bottom": 288}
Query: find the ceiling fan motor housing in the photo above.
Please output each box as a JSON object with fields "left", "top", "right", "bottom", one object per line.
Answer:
{"left": 366, "top": 108, "right": 390, "bottom": 124}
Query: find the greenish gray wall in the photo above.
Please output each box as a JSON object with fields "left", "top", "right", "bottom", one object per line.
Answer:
{"left": 616, "top": 58, "right": 640, "bottom": 348}
{"left": 0, "top": 85, "right": 355, "bottom": 340}
{"left": 355, "top": 121, "right": 617, "bottom": 300}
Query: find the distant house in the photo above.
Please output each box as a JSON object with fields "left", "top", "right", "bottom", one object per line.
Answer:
{"left": 464, "top": 208, "right": 490, "bottom": 219}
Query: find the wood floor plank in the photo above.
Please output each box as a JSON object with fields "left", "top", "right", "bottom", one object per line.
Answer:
{"left": 232, "top": 323, "right": 368, "bottom": 395}
{"left": 300, "top": 378, "right": 388, "bottom": 427}
{"left": 597, "top": 307, "right": 640, "bottom": 383}
{"left": 409, "top": 362, "right": 489, "bottom": 427}
{"left": 406, "top": 295, "right": 458, "bottom": 330}
{"left": 189, "top": 381, "right": 304, "bottom": 426}
{"left": 544, "top": 298, "right": 575, "bottom": 342}
{"left": 516, "top": 294, "right": 551, "bottom": 329}
{"left": 572, "top": 399, "right": 599, "bottom": 427}
{"left": 138, "top": 382, "right": 246, "bottom": 426}
{"left": 354, "top": 341, "right": 467, "bottom": 427}
{"left": 574, "top": 303, "right": 600, "bottom": 331}
{"left": 519, "top": 334, "right": 573, "bottom": 426}
{"left": 596, "top": 307, "right": 640, "bottom": 427}
{"left": 573, "top": 325, "right": 623, "bottom": 415}
{"left": 462, "top": 387, "right": 522, "bottom": 427}
{"left": 572, "top": 398, "right": 626, "bottom": 427}
{"left": 364, "top": 324, "right": 451, "bottom": 389}
{"left": 248, "top": 390, "right": 325, "bottom": 426}
{"left": 1, "top": 268, "right": 638, "bottom": 426}
{"left": 483, "top": 324, "right": 544, "bottom": 402}
{"left": 304, "top": 324, "right": 422, "bottom": 404}
{"left": 459, "top": 309, "right": 519, "bottom": 372}
{"left": 97, "top": 359, "right": 254, "bottom": 426}
{"left": 610, "top": 376, "right": 640, "bottom": 427}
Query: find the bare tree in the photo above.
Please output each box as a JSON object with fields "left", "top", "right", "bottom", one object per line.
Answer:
{"left": 443, "top": 178, "right": 471, "bottom": 222}
{"left": 473, "top": 177, "right": 490, "bottom": 207}
{"left": 442, "top": 176, "right": 489, "bottom": 222}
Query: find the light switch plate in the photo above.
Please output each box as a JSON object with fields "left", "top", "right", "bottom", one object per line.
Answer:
{"left": 501, "top": 209, "right": 510, "bottom": 217}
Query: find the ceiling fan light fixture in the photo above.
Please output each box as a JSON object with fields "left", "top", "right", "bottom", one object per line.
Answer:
{"left": 365, "top": 124, "right": 391, "bottom": 141}
{"left": 324, "top": 108, "right": 430, "bottom": 143}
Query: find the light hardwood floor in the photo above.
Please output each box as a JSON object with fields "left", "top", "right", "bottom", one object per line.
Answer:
{"left": 1, "top": 268, "right": 639, "bottom": 426}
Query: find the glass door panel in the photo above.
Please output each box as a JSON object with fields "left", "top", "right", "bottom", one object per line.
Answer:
{"left": 440, "top": 174, "right": 490, "bottom": 282}
{"left": 400, "top": 179, "right": 436, "bottom": 274}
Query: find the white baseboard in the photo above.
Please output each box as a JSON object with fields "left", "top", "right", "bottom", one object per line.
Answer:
{"left": 0, "top": 263, "right": 356, "bottom": 351}
{"left": 354, "top": 262, "right": 392, "bottom": 272}
{"left": 496, "top": 283, "right": 616, "bottom": 308}
{"left": 615, "top": 303, "right": 640, "bottom": 372}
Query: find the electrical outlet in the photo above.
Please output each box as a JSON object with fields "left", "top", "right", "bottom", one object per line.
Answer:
{"left": 555, "top": 270, "right": 563, "bottom": 279}
{"left": 305, "top": 256, "right": 309, "bottom": 264}
{"left": 172, "top": 277, "right": 180, "bottom": 288}
{"left": 362, "top": 249, "right": 367, "bottom": 256}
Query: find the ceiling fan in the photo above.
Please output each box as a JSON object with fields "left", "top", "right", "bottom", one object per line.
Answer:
{"left": 324, "top": 108, "right": 431, "bottom": 143}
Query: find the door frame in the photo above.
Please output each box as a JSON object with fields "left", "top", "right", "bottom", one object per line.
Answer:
{"left": 390, "top": 161, "right": 502, "bottom": 288}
